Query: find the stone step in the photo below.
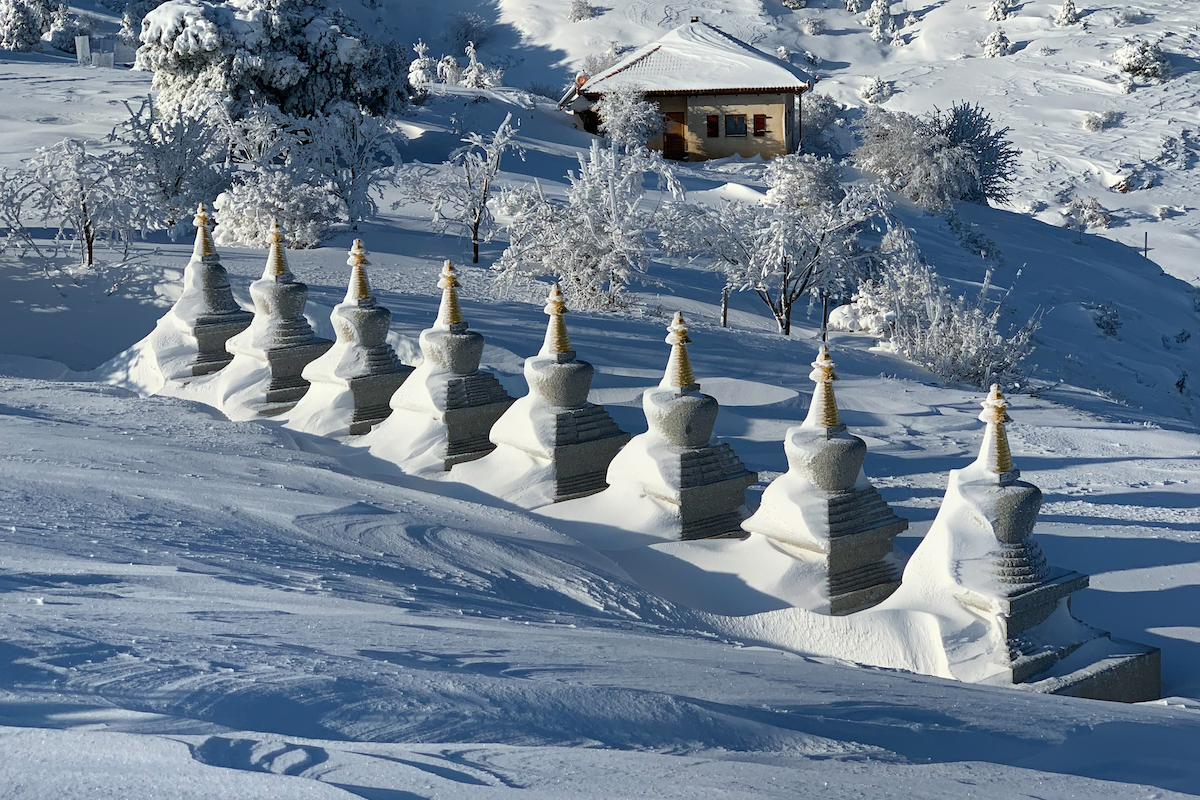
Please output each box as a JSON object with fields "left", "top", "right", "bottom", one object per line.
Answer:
{"left": 829, "top": 559, "right": 900, "bottom": 597}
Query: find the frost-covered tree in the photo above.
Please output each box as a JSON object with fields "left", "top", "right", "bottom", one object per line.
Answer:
{"left": 661, "top": 177, "right": 883, "bottom": 335}
{"left": 765, "top": 153, "right": 845, "bottom": 208}
{"left": 399, "top": 113, "right": 521, "bottom": 264}
{"left": 1114, "top": 39, "right": 1169, "bottom": 81}
{"left": 845, "top": 0, "right": 863, "bottom": 13}
{"left": 110, "top": 99, "right": 231, "bottom": 238}
{"left": 118, "top": 0, "right": 166, "bottom": 44}
{"left": 580, "top": 40, "right": 622, "bottom": 78}
{"left": 444, "top": 11, "right": 489, "bottom": 52}
{"left": 496, "top": 143, "right": 678, "bottom": 310}
{"left": 859, "top": 76, "right": 893, "bottom": 103}
{"left": 981, "top": 27, "right": 1013, "bottom": 57}
{"left": 853, "top": 230, "right": 1038, "bottom": 387}
{"left": 297, "top": 106, "right": 404, "bottom": 226}
{"left": 0, "top": 0, "right": 42, "bottom": 51}
{"left": 594, "top": 85, "right": 665, "bottom": 152}
{"left": 408, "top": 40, "right": 436, "bottom": 86}
{"left": 926, "top": 102, "right": 1019, "bottom": 203}
{"left": 136, "top": 0, "right": 409, "bottom": 119}
{"left": 865, "top": 0, "right": 894, "bottom": 41}
{"left": 985, "top": 0, "right": 1010, "bottom": 22}
{"left": 437, "top": 54, "right": 462, "bottom": 85}
{"left": 213, "top": 169, "right": 341, "bottom": 249}
{"left": 461, "top": 41, "right": 501, "bottom": 88}
{"left": 1055, "top": 0, "right": 1078, "bottom": 26}
{"left": 568, "top": 0, "right": 595, "bottom": 22}
{"left": 48, "top": 10, "right": 94, "bottom": 54}
{"left": 800, "top": 91, "right": 841, "bottom": 151}
{"left": 1063, "top": 196, "right": 1111, "bottom": 234}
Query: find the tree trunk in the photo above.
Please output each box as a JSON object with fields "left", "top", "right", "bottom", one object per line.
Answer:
{"left": 721, "top": 286, "right": 729, "bottom": 328}
{"left": 821, "top": 293, "right": 829, "bottom": 342}
{"left": 472, "top": 237, "right": 479, "bottom": 264}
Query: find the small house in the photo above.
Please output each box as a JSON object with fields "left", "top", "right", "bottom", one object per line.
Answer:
{"left": 566, "top": 21, "right": 815, "bottom": 161}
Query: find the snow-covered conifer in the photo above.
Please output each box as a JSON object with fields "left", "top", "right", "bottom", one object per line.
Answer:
{"left": 985, "top": 0, "right": 1010, "bottom": 23}
{"left": 799, "top": 17, "right": 825, "bottom": 35}
{"left": 461, "top": 41, "right": 501, "bottom": 88}
{"left": 213, "top": 169, "right": 341, "bottom": 249}
{"left": 0, "top": 0, "right": 42, "bottom": 52}
{"left": 981, "top": 27, "right": 1013, "bottom": 57}
{"left": 859, "top": 76, "right": 893, "bottom": 103}
{"left": 409, "top": 40, "right": 436, "bottom": 86}
{"left": 863, "top": 0, "right": 890, "bottom": 28}
{"left": 593, "top": 85, "right": 664, "bottom": 152}
{"left": 1114, "top": 39, "right": 1169, "bottom": 81}
{"left": 845, "top": 0, "right": 863, "bottom": 13}
{"left": 567, "top": 0, "right": 595, "bottom": 22}
{"left": 437, "top": 54, "right": 462, "bottom": 85}
{"left": 1055, "top": 0, "right": 1078, "bottom": 26}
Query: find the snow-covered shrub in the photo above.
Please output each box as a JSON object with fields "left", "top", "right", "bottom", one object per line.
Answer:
{"left": 461, "top": 41, "right": 502, "bottom": 88}
{"left": 981, "top": 27, "right": 1013, "bottom": 57}
{"left": 398, "top": 114, "right": 521, "bottom": 264}
{"left": 1083, "top": 110, "right": 1123, "bottom": 131}
{"left": 1114, "top": 39, "right": 1169, "bottom": 81}
{"left": 903, "top": 11, "right": 918, "bottom": 27}
{"left": 444, "top": 11, "right": 489, "bottom": 52}
{"left": 855, "top": 232, "right": 1039, "bottom": 388}
{"left": 213, "top": 169, "right": 341, "bottom": 249}
{"left": 1114, "top": 8, "right": 1149, "bottom": 25}
{"left": 799, "top": 16, "right": 825, "bottom": 35}
{"left": 943, "top": 206, "right": 1003, "bottom": 267}
{"left": 781, "top": 0, "right": 807, "bottom": 9}
{"left": 925, "top": 102, "right": 1019, "bottom": 203}
{"left": 804, "top": 49, "right": 822, "bottom": 65}
{"left": 409, "top": 40, "right": 436, "bottom": 86}
{"left": 119, "top": 0, "right": 166, "bottom": 44}
{"left": 1062, "top": 196, "right": 1111, "bottom": 232}
{"left": 568, "top": 0, "right": 595, "bottom": 21}
{"left": 845, "top": 0, "right": 862, "bottom": 12}
{"left": 594, "top": 85, "right": 664, "bottom": 152}
{"left": 864, "top": 0, "right": 895, "bottom": 42}
{"left": 496, "top": 143, "right": 677, "bottom": 310}
{"left": 800, "top": 91, "right": 841, "bottom": 151}
{"left": 437, "top": 55, "right": 462, "bottom": 86}
{"left": 48, "top": 10, "right": 93, "bottom": 53}
{"left": 20, "top": 138, "right": 145, "bottom": 268}
{"left": 863, "top": 0, "right": 889, "bottom": 27}
{"left": 580, "top": 41, "right": 623, "bottom": 78}
{"left": 1158, "top": 130, "right": 1198, "bottom": 169}
{"left": 860, "top": 76, "right": 893, "bottom": 103}
{"left": 776, "top": 45, "right": 791, "bottom": 61}
{"left": 297, "top": 107, "right": 404, "bottom": 225}
{"left": 985, "top": 0, "right": 1010, "bottom": 22}
{"left": 0, "top": 0, "right": 42, "bottom": 51}
{"left": 765, "top": 152, "right": 844, "bottom": 208}
{"left": 1088, "top": 301, "right": 1121, "bottom": 337}
{"left": 1055, "top": 0, "right": 1078, "bottom": 26}
{"left": 136, "top": 0, "right": 410, "bottom": 119}
{"left": 110, "top": 99, "right": 231, "bottom": 237}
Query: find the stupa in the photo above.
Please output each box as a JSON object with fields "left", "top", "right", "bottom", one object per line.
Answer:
{"left": 364, "top": 261, "right": 513, "bottom": 472}
{"left": 456, "top": 285, "right": 629, "bottom": 505}
{"left": 157, "top": 203, "right": 253, "bottom": 378}
{"left": 222, "top": 221, "right": 332, "bottom": 415}
{"left": 602, "top": 312, "right": 756, "bottom": 539}
{"left": 742, "top": 346, "right": 907, "bottom": 614}
{"left": 286, "top": 240, "right": 412, "bottom": 436}
{"left": 891, "top": 385, "right": 1160, "bottom": 700}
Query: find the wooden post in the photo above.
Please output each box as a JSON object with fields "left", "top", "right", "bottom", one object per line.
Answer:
{"left": 721, "top": 285, "right": 729, "bottom": 328}
{"left": 1144, "top": 231, "right": 1149, "bottom": 258}
{"left": 821, "top": 293, "right": 829, "bottom": 343}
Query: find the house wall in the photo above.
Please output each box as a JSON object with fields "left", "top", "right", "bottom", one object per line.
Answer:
{"left": 644, "top": 93, "right": 793, "bottom": 160}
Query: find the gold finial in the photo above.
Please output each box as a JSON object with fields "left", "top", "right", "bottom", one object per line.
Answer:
{"left": 346, "top": 239, "right": 372, "bottom": 303}
{"left": 541, "top": 283, "right": 572, "bottom": 356}
{"left": 191, "top": 202, "right": 216, "bottom": 261}
{"left": 435, "top": 260, "right": 464, "bottom": 328}
{"left": 805, "top": 345, "right": 841, "bottom": 428}
{"left": 661, "top": 311, "right": 696, "bottom": 390}
{"left": 976, "top": 384, "right": 1014, "bottom": 475}
{"left": 263, "top": 219, "right": 292, "bottom": 280}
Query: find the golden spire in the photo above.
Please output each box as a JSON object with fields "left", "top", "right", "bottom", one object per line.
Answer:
{"left": 346, "top": 239, "right": 373, "bottom": 304}
{"left": 661, "top": 311, "right": 697, "bottom": 390}
{"left": 263, "top": 219, "right": 292, "bottom": 280}
{"left": 191, "top": 202, "right": 216, "bottom": 262}
{"left": 805, "top": 345, "right": 841, "bottom": 428}
{"left": 435, "top": 260, "right": 464, "bottom": 328}
{"left": 976, "top": 384, "right": 1015, "bottom": 475}
{"left": 540, "top": 284, "right": 572, "bottom": 356}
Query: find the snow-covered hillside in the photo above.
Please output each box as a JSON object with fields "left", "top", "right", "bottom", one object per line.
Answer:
{"left": 2, "top": 0, "right": 1200, "bottom": 796}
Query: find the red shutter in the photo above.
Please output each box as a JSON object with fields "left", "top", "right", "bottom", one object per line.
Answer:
{"left": 753, "top": 114, "right": 767, "bottom": 137}
{"left": 706, "top": 115, "right": 719, "bottom": 137}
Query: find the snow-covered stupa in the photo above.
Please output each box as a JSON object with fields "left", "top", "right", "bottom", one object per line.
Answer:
{"left": 218, "top": 221, "right": 332, "bottom": 416}
{"left": 363, "top": 261, "right": 513, "bottom": 473}
{"left": 600, "top": 312, "right": 756, "bottom": 539}
{"left": 889, "top": 386, "right": 1160, "bottom": 700}
{"left": 452, "top": 285, "right": 629, "bottom": 506}
{"left": 285, "top": 240, "right": 412, "bottom": 437}
{"left": 742, "top": 346, "right": 907, "bottom": 614}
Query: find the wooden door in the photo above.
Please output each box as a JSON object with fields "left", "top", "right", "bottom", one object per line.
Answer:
{"left": 663, "top": 112, "right": 687, "bottom": 160}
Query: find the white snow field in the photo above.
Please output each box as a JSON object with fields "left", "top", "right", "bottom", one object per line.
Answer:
{"left": 1, "top": 0, "right": 1200, "bottom": 796}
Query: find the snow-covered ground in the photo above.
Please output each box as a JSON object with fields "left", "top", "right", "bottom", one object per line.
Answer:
{"left": 2, "top": 0, "right": 1200, "bottom": 795}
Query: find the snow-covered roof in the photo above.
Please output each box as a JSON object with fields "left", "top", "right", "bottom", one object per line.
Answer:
{"left": 580, "top": 22, "right": 814, "bottom": 96}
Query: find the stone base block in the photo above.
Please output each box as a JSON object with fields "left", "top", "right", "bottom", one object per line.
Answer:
{"left": 259, "top": 339, "right": 334, "bottom": 415}
{"left": 1000, "top": 568, "right": 1090, "bottom": 642}
{"left": 190, "top": 313, "right": 253, "bottom": 376}
{"left": 347, "top": 368, "right": 413, "bottom": 435}
{"left": 1023, "top": 636, "right": 1161, "bottom": 703}
{"left": 444, "top": 398, "right": 515, "bottom": 469}
{"left": 674, "top": 444, "right": 758, "bottom": 540}
{"left": 548, "top": 405, "right": 630, "bottom": 501}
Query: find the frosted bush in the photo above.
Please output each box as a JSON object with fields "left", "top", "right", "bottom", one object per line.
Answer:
{"left": 854, "top": 233, "right": 1039, "bottom": 388}
{"left": 1062, "top": 196, "right": 1111, "bottom": 231}
{"left": 1055, "top": 0, "right": 1078, "bottom": 26}
{"left": 461, "top": 41, "right": 502, "bottom": 88}
{"left": 1114, "top": 39, "right": 1169, "bottom": 81}
{"left": 981, "top": 27, "right": 1014, "bottom": 57}
{"left": 803, "top": 49, "right": 822, "bottom": 66}
{"left": 1114, "top": 9, "right": 1148, "bottom": 25}
{"left": 213, "top": 169, "right": 341, "bottom": 249}
{"left": 1088, "top": 302, "right": 1121, "bottom": 337}
{"left": 776, "top": 45, "right": 791, "bottom": 61}
{"left": 765, "top": 153, "right": 844, "bottom": 208}
{"left": 437, "top": 55, "right": 462, "bottom": 85}
{"left": 800, "top": 91, "right": 841, "bottom": 150}
{"left": 568, "top": 0, "right": 595, "bottom": 21}
{"left": 860, "top": 76, "right": 893, "bottom": 103}
{"left": 1083, "top": 110, "right": 1123, "bottom": 132}
{"left": 0, "top": 0, "right": 42, "bottom": 51}
{"left": 985, "top": 0, "right": 1010, "bottom": 22}
{"left": 409, "top": 40, "right": 436, "bottom": 86}
{"left": 594, "top": 85, "right": 665, "bottom": 152}
{"left": 799, "top": 17, "right": 825, "bottom": 35}
{"left": 444, "top": 11, "right": 489, "bottom": 52}
{"left": 580, "top": 41, "right": 622, "bottom": 78}
{"left": 845, "top": 0, "right": 863, "bottom": 13}
{"left": 1157, "top": 131, "right": 1198, "bottom": 169}
{"left": 782, "top": 0, "right": 807, "bottom": 8}
{"left": 48, "top": 11, "right": 93, "bottom": 53}
{"left": 903, "top": 12, "right": 918, "bottom": 27}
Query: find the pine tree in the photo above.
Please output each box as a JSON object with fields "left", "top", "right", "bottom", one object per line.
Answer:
{"left": 985, "top": 0, "right": 1010, "bottom": 22}
{"left": 981, "top": 27, "right": 1013, "bottom": 57}
{"left": 1055, "top": 0, "right": 1079, "bottom": 26}
{"left": 0, "top": 0, "right": 42, "bottom": 52}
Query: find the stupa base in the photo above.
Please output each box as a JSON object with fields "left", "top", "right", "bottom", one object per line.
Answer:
{"left": 347, "top": 369, "right": 413, "bottom": 435}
